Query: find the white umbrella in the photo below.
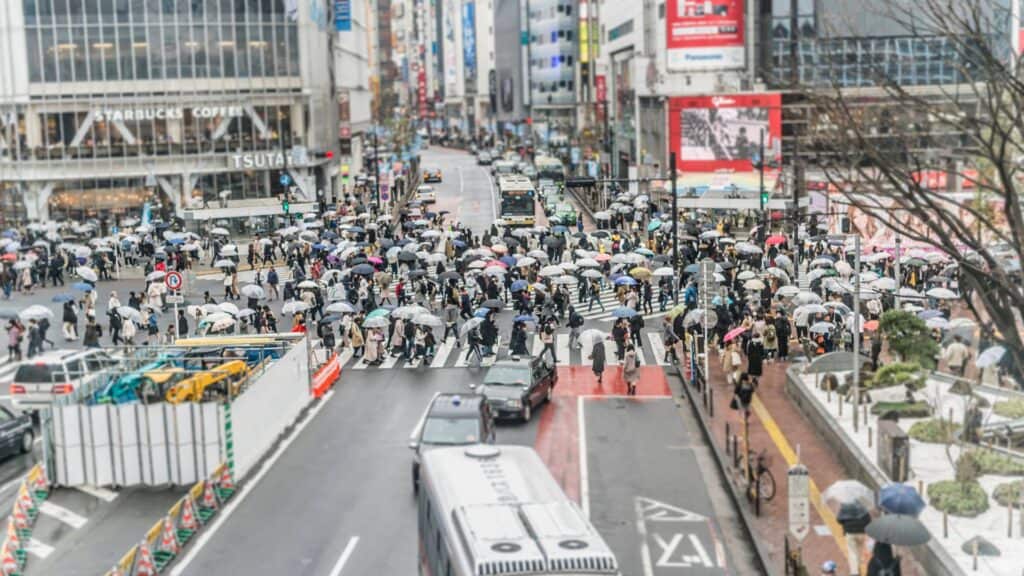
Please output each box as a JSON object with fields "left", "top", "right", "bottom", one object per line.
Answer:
{"left": 526, "top": 250, "right": 549, "bottom": 260}
{"left": 74, "top": 246, "right": 92, "bottom": 259}
{"left": 870, "top": 277, "right": 897, "bottom": 291}
{"left": 737, "top": 270, "right": 757, "bottom": 281}
{"left": 898, "top": 287, "right": 924, "bottom": 300}
{"left": 237, "top": 308, "right": 256, "bottom": 318}
{"left": 925, "top": 287, "right": 958, "bottom": 300}
{"left": 652, "top": 267, "right": 674, "bottom": 277}
{"left": 218, "top": 302, "right": 240, "bottom": 316}
{"left": 393, "top": 305, "right": 431, "bottom": 319}
{"left": 552, "top": 275, "right": 577, "bottom": 285}
{"left": 582, "top": 269, "right": 604, "bottom": 279}
{"left": 412, "top": 314, "right": 444, "bottom": 327}
{"left": 809, "top": 321, "right": 835, "bottom": 334}
{"left": 925, "top": 317, "right": 949, "bottom": 330}
{"left": 281, "top": 301, "right": 309, "bottom": 315}
{"left": 976, "top": 345, "right": 1006, "bottom": 368}
{"left": 19, "top": 305, "right": 54, "bottom": 321}
{"left": 484, "top": 267, "right": 506, "bottom": 277}
{"left": 241, "top": 284, "right": 265, "bottom": 299}
{"left": 220, "top": 245, "right": 238, "bottom": 256}
{"left": 362, "top": 316, "right": 389, "bottom": 329}
{"left": 834, "top": 260, "right": 853, "bottom": 276}
{"left": 516, "top": 257, "right": 538, "bottom": 268}
{"left": 117, "top": 306, "right": 142, "bottom": 322}
{"left": 210, "top": 227, "right": 230, "bottom": 236}
{"left": 426, "top": 253, "right": 446, "bottom": 263}
{"left": 578, "top": 329, "right": 607, "bottom": 348}
{"left": 201, "top": 303, "right": 222, "bottom": 314}
{"left": 297, "top": 280, "right": 319, "bottom": 290}
{"left": 325, "top": 302, "right": 356, "bottom": 314}
{"left": 210, "top": 317, "right": 236, "bottom": 331}
{"left": 146, "top": 270, "right": 166, "bottom": 282}
{"left": 792, "top": 291, "right": 822, "bottom": 306}
{"left": 538, "top": 265, "right": 564, "bottom": 277}
{"left": 459, "top": 317, "right": 485, "bottom": 337}
{"left": 775, "top": 285, "right": 800, "bottom": 298}
{"left": 214, "top": 259, "right": 236, "bottom": 269}
{"left": 467, "top": 260, "right": 487, "bottom": 270}
{"left": 11, "top": 261, "right": 31, "bottom": 271}
{"left": 76, "top": 266, "right": 98, "bottom": 282}
{"left": 743, "top": 279, "right": 765, "bottom": 291}
{"left": 576, "top": 258, "right": 600, "bottom": 268}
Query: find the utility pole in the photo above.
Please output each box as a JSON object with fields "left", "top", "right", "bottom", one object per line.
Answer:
{"left": 670, "top": 152, "right": 679, "bottom": 304}
{"left": 279, "top": 127, "right": 292, "bottom": 225}
{"left": 789, "top": 0, "right": 804, "bottom": 278}
{"left": 894, "top": 235, "right": 902, "bottom": 308}
{"left": 852, "top": 234, "right": 862, "bottom": 432}
{"left": 758, "top": 128, "right": 766, "bottom": 244}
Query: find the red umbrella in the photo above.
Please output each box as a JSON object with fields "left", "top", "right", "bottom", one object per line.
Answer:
{"left": 486, "top": 260, "right": 508, "bottom": 268}
{"left": 0, "top": 254, "right": 15, "bottom": 262}
{"left": 594, "top": 253, "right": 612, "bottom": 262}
{"left": 724, "top": 326, "right": 748, "bottom": 342}
{"left": 863, "top": 319, "right": 880, "bottom": 331}
{"left": 766, "top": 234, "right": 787, "bottom": 246}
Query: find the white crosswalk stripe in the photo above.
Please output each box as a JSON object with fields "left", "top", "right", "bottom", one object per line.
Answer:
{"left": 335, "top": 331, "right": 673, "bottom": 371}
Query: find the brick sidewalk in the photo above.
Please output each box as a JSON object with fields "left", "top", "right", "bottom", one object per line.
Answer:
{"left": 696, "top": 350, "right": 929, "bottom": 576}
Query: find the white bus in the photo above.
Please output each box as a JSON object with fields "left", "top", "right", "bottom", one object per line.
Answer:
{"left": 417, "top": 444, "right": 620, "bottom": 576}
{"left": 497, "top": 175, "right": 537, "bottom": 226}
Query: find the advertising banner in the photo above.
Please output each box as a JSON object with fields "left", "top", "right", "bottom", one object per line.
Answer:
{"left": 334, "top": 0, "right": 351, "bottom": 31}
{"left": 666, "top": 0, "right": 745, "bottom": 71}
{"left": 668, "top": 93, "right": 782, "bottom": 172}
{"left": 462, "top": 1, "right": 477, "bottom": 87}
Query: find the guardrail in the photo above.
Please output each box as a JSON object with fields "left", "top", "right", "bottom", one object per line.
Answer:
{"left": 0, "top": 465, "right": 51, "bottom": 576}
{"left": 103, "top": 463, "right": 235, "bottom": 576}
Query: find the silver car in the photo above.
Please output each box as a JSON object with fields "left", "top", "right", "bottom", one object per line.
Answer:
{"left": 9, "top": 349, "right": 117, "bottom": 411}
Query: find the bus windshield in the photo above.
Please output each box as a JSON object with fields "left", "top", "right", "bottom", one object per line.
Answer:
{"left": 501, "top": 193, "right": 534, "bottom": 216}
{"left": 421, "top": 417, "right": 480, "bottom": 445}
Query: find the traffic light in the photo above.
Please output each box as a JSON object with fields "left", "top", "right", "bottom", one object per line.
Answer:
{"left": 282, "top": 198, "right": 290, "bottom": 214}
{"left": 760, "top": 189, "right": 770, "bottom": 210}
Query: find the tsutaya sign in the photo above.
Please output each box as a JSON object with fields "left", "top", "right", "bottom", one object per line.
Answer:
{"left": 230, "top": 150, "right": 307, "bottom": 169}
{"left": 94, "top": 106, "right": 245, "bottom": 122}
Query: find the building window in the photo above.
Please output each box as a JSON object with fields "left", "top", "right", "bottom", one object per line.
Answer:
{"left": 608, "top": 19, "right": 633, "bottom": 41}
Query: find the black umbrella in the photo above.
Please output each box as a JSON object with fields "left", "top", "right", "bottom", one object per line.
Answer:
{"left": 438, "top": 271, "right": 460, "bottom": 282}
{"left": 349, "top": 256, "right": 368, "bottom": 266}
{"left": 865, "top": 514, "right": 931, "bottom": 547}
{"left": 351, "top": 263, "right": 375, "bottom": 275}
{"left": 652, "top": 255, "right": 671, "bottom": 263}
{"left": 398, "top": 251, "right": 417, "bottom": 262}
{"left": 408, "top": 270, "right": 427, "bottom": 279}
{"left": 482, "top": 299, "right": 503, "bottom": 309}
{"left": 571, "top": 232, "right": 587, "bottom": 239}
{"left": 543, "top": 236, "right": 563, "bottom": 248}
{"left": 379, "top": 238, "right": 395, "bottom": 249}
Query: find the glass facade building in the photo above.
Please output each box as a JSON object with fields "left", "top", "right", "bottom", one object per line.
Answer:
{"left": 0, "top": 0, "right": 337, "bottom": 227}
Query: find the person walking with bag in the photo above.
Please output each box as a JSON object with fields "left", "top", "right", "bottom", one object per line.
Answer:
{"left": 623, "top": 343, "right": 639, "bottom": 396}
{"left": 589, "top": 337, "right": 607, "bottom": 384}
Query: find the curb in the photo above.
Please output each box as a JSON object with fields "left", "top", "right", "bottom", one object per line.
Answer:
{"left": 671, "top": 364, "right": 779, "bottom": 576}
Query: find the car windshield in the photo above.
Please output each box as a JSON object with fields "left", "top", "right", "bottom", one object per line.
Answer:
{"left": 421, "top": 417, "right": 480, "bottom": 445}
{"left": 484, "top": 365, "right": 530, "bottom": 385}
{"left": 14, "top": 364, "right": 63, "bottom": 383}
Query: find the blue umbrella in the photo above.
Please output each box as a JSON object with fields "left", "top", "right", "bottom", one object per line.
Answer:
{"left": 514, "top": 315, "right": 537, "bottom": 323}
{"left": 647, "top": 219, "right": 663, "bottom": 232}
{"left": 552, "top": 225, "right": 568, "bottom": 234}
{"left": 611, "top": 306, "right": 637, "bottom": 319}
{"left": 313, "top": 243, "right": 327, "bottom": 250}
{"left": 72, "top": 281, "right": 94, "bottom": 292}
{"left": 684, "top": 263, "right": 700, "bottom": 274}
{"left": 322, "top": 231, "right": 338, "bottom": 240}
{"left": 1, "top": 230, "right": 16, "bottom": 239}
{"left": 499, "top": 256, "right": 516, "bottom": 267}
{"left": 347, "top": 226, "right": 365, "bottom": 234}
{"left": 51, "top": 294, "right": 75, "bottom": 303}
{"left": 167, "top": 238, "right": 185, "bottom": 245}
{"left": 879, "top": 484, "right": 926, "bottom": 517}
{"left": 614, "top": 276, "right": 637, "bottom": 286}
{"left": 917, "top": 309, "right": 943, "bottom": 320}
{"left": 474, "top": 308, "right": 490, "bottom": 318}
{"left": 452, "top": 240, "right": 467, "bottom": 248}
{"left": 510, "top": 279, "right": 529, "bottom": 292}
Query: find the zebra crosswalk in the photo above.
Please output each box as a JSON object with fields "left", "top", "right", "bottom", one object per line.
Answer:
{"left": 338, "top": 331, "right": 676, "bottom": 371}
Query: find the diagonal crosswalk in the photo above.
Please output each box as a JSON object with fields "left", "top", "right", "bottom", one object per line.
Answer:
{"left": 338, "top": 331, "right": 675, "bottom": 370}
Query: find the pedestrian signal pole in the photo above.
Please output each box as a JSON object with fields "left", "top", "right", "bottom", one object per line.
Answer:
{"left": 670, "top": 152, "right": 679, "bottom": 305}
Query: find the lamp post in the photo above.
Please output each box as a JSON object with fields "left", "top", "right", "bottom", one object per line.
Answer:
{"left": 670, "top": 152, "right": 679, "bottom": 304}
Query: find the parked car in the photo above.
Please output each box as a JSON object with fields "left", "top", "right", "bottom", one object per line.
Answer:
{"left": 472, "top": 357, "right": 557, "bottom": 422}
{"left": 0, "top": 407, "right": 33, "bottom": 459}
{"left": 10, "top": 349, "right": 118, "bottom": 411}
{"left": 409, "top": 393, "right": 494, "bottom": 491}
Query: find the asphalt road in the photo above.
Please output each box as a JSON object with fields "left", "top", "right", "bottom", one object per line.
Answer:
{"left": 424, "top": 146, "right": 497, "bottom": 234}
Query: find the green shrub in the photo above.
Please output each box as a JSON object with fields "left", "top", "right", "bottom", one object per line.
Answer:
{"left": 870, "top": 362, "right": 926, "bottom": 390}
{"left": 907, "top": 418, "right": 959, "bottom": 443}
{"left": 974, "top": 449, "right": 1024, "bottom": 476}
{"left": 993, "top": 399, "right": 1024, "bottom": 419}
{"left": 927, "top": 480, "right": 989, "bottom": 517}
{"left": 993, "top": 480, "right": 1024, "bottom": 508}
{"left": 871, "top": 401, "right": 933, "bottom": 419}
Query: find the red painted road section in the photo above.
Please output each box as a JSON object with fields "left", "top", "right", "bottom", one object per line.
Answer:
{"left": 535, "top": 367, "right": 672, "bottom": 503}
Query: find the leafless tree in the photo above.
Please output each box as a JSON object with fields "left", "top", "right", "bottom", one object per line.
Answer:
{"left": 795, "top": 0, "right": 1024, "bottom": 382}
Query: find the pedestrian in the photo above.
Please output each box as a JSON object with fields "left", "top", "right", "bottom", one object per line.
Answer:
{"left": 623, "top": 343, "right": 639, "bottom": 396}
{"left": 775, "top": 312, "right": 791, "bottom": 360}
{"left": 443, "top": 303, "right": 459, "bottom": 343}
{"left": 589, "top": 336, "right": 606, "bottom": 384}
{"left": 746, "top": 334, "right": 765, "bottom": 378}
{"left": 391, "top": 317, "right": 406, "bottom": 357}
{"left": 870, "top": 333, "right": 883, "bottom": 371}
{"left": 763, "top": 321, "right": 778, "bottom": 362}
{"left": 267, "top": 267, "right": 280, "bottom": 300}
{"left": 510, "top": 321, "right": 529, "bottom": 358}
{"left": 464, "top": 325, "right": 484, "bottom": 366}
{"left": 942, "top": 335, "right": 970, "bottom": 377}
{"left": 722, "top": 341, "right": 744, "bottom": 386}
{"left": 866, "top": 542, "right": 899, "bottom": 576}
{"left": 540, "top": 320, "right": 556, "bottom": 363}
{"left": 121, "top": 315, "right": 136, "bottom": 347}
{"left": 6, "top": 320, "right": 22, "bottom": 362}
{"left": 567, "top": 305, "right": 583, "bottom": 349}
{"left": 83, "top": 315, "right": 103, "bottom": 348}
{"left": 611, "top": 319, "right": 628, "bottom": 361}
{"left": 62, "top": 301, "right": 78, "bottom": 340}
{"left": 349, "top": 321, "right": 365, "bottom": 358}
{"left": 26, "top": 319, "right": 41, "bottom": 359}
{"left": 108, "top": 309, "right": 123, "bottom": 345}
{"left": 177, "top": 309, "right": 189, "bottom": 338}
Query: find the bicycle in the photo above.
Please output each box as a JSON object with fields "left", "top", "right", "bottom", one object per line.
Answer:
{"left": 746, "top": 449, "right": 777, "bottom": 502}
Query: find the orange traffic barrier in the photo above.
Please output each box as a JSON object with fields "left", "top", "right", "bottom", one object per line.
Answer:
{"left": 11, "top": 500, "right": 29, "bottom": 531}
{"left": 180, "top": 495, "right": 199, "bottom": 531}
{"left": 4, "top": 519, "right": 19, "bottom": 553}
{"left": 158, "top": 516, "right": 179, "bottom": 555}
{"left": 0, "top": 542, "right": 18, "bottom": 576}
{"left": 16, "top": 487, "right": 34, "bottom": 514}
{"left": 218, "top": 465, "right": 235, "bottom": 491}
{"left": 133, "top": 539, "right": 157, "bottom": 576}
{"left": 201, "top": 481, "right": 219, "bottom": 511}
{"left": 312, "top": 352, "right": 342, "bottom": 397}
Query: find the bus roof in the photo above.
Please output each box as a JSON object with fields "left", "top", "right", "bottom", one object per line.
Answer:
{"left": 535, "top": 156, "right": 563, "bottom": 167}
{"left": 421, "top": 445, "right": 619, "bottom": 576}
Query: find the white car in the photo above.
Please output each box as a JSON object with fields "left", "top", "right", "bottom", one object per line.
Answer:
{"left": 9, "top": 349, "right": 118, "bottom": 411}
{"left": 416, "top": 185, "right": 437, "bottom": 203}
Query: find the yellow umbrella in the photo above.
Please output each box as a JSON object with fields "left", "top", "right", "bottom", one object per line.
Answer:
{"left": 629, "top": 266, "right": 652, "bottom": 279}
{"left": 666, "top": 303, "right": 688, "bottom": 319}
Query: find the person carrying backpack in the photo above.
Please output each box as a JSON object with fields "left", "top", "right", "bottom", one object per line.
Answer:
{"left": 567, "top": 306, "right": 584, "bottom": 349}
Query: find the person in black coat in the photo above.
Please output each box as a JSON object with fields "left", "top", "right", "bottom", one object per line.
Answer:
{"left": 480, "top": 316, "right": 498, "bottom": 357}
{"left": 867, "top": 542, "right": 900, "bottom": 576}
{"left": 510, "top": 321, "right": 529, "bottom": 358}
{"left": 774, "top": 313, "right": 791, "bottom": 360}
{"left": 746, "top": 335, "right": 765, "bottom": 378}
{"left": 589, "top": 337, "right": 606, "bottom": 383}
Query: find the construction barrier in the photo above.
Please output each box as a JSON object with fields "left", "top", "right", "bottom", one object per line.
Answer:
{"left": 311, "top": 352, "right": 342, "bottom": 398}
{"left": 104, "top": 463, "right": 236, "bottom": 576}
{"left": 0, "top": 464, "right": 51, "bottom": 576}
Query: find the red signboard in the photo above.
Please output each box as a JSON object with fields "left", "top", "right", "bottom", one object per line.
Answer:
{"left": 666, "top": 0, "right": 745, "bottom": 71}
{"left": 417, "top": 68, "right": 428, "bottom": 119}
{"left": 595, "top": 75, "right": 607, "bottom": 123}
{"left": 668, "top": 93, "right": 782, "bottom": 172}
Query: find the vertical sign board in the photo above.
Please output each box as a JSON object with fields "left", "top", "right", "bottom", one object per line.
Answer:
{"left": 335, "top": 0, "right": 351, "bottom": 31}
{"left": 462, "top": 1, "right": 477, "bottom": 87}
{"left": 665, "top": 0, "right": 745, "bottom": 71}
{"left": 788, "top": 464, "right": 810, "bottom": 542}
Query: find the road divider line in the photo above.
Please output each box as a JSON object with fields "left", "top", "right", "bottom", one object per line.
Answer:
{"left": 750, "top": 395, "right": 846, "bottom": 552}
{"left": 74, "top": 484, "right": 118, "bottom": 503}
{"left": 577, "top": 396, "right": 589, "bottom": 520}
{"left": 169, "top": 390, "right": 336, "bottom": 576}
{"left": 37, "top": 500, "right": 88, "bottom": 529}
{"left": 327, "top": 536, "right": 360, "bottom": 576}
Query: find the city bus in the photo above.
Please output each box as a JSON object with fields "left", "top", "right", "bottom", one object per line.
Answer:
{"left": 498, "top": 174, "right": 537, "bottom": 226}
{"left": 535, "top": 156, "right": 566, "bottom": 188}
{"left": 417, "top": 444, "right": 620, "bottom": 576}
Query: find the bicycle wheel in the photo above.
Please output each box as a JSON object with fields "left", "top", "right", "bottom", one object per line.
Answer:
{"left": 758, "top": 470, "right": 777, "bottom": 501}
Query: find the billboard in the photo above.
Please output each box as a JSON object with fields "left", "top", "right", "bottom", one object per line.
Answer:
{"left": 463, "top": 1, "right": 477, "bottom": 89}
{"left": 668, "top": 93, "right": 782, "bottom": 172}
{"left": 666, "top": 0, "right": 745, "bottom": 71}
{"left": 334, "top": 0, "right": 351, "bottom": 31}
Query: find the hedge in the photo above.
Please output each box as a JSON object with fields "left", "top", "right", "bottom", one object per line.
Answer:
{"left": 927, "top": 480, "right": 990, "bottom": 517}
{"left": 907, "top": 418, "right": 959, "bottom": 443}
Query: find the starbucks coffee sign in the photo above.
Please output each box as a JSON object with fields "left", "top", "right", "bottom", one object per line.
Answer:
{"left": 94, "top": 106, "right": 244, "bottom": 122}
